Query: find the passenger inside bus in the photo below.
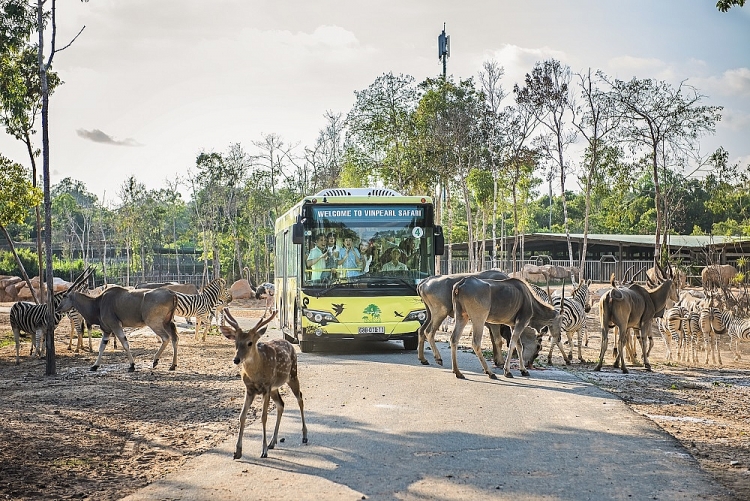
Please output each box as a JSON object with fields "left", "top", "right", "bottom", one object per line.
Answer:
{"left": 381, "top": 248, "right": 408, "bottom": 272}
{"left": 306, "top": 233, "right": 330, "bottom": 282}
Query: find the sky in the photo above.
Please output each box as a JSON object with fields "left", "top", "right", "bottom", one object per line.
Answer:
{"left": 1, "top": 0, "right": 748, "bottom": 205}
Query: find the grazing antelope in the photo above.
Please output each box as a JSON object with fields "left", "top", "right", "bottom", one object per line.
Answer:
{"left": 416, "top": 269, "right": 509, "bottom": 367}
{"left": 451, "top": 277, "right": 562, "bottom": 379}
{"left": 221, "top": 309, "right": 308, "bottom": 459}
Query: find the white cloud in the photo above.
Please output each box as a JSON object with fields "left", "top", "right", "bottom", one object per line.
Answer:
{"left": 697, "top": 67, "right": 750, "bottom": 97}
{"left": 719, "top": 109, "right": 750, "bottom": 131}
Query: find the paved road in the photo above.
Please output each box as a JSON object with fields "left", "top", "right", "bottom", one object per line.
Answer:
{"left": 118, "top": 327, "right": 730, "bottom": 501}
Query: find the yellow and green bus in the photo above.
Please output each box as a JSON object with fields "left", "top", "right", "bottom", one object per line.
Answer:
{"left": 274, "top": 188, "right": 444, "bottom": 352}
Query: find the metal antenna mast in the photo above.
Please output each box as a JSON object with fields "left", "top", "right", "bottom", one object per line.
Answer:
{"left": 438, "top": 23, "right": 450, "bottom": 79}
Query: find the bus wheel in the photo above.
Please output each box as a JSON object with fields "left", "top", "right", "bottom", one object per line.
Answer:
{"left": 402, "top": 335, "right": 418, "bottom": 351}
{"left": 300, "top": 340, "right": 315, "bottom": 353}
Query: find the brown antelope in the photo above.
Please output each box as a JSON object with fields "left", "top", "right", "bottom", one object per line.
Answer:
{"left": 221, "top": 309, "right": 308, "bottom": 459}
{"left": 58, "top": 285, "right": 179, "bottom": 372}
{"left": 450, "top": 277, "right": 562, "bottom": 379}
{"left": 596, "top": 264, "right": 678, "bottom": 373}
{"left": 416, "top": 269, "right": 509, "bottom": 367}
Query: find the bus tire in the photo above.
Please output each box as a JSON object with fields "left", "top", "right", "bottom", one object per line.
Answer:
{"left": 300, "top": 340, "right": 315, "bottom": 353}
{"left": 402, "top": 335, "right": 418, "bottom": 351}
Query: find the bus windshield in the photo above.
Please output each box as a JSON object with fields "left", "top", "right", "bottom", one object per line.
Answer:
{"left": 302, "top": 204, "right": 433, "bottom": 287}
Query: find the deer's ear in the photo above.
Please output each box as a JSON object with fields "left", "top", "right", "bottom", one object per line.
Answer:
{"left": 257, "top": 326, "right": 269, "bottom": 337}
{"left": 220, "top": 325, "right": 236, "bottom": 341}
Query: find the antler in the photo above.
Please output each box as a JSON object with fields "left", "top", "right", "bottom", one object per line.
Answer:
{"left": 223, "top": 308, "right": 242, "bottom": 331}
{"left": 559, "top": 278, "right": 565, "bottom": 314}
{"left": 253, "top": 310, "right": 278, "bottom": 331}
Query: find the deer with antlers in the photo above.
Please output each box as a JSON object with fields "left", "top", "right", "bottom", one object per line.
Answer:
{"left": 220, "top": 309, "right": 308, "bottom": 459}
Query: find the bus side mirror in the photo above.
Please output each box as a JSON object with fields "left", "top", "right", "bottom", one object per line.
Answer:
{"left": 292, "top": 221, "right": 304, "bottom": 245}
{"left": 434, "top": 225, "right": 445, "bottom": 255}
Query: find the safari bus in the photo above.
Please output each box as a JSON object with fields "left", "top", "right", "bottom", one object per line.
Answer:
{"left": 273, "top": 188, "right": 444, "bottom": 352}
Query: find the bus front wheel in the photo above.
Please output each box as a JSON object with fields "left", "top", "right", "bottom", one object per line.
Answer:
{"left": 300, "top": 340, "right": 315, "bottom": 353}
{"left": 403, "top": 335, "right": 418, "bottom": 351}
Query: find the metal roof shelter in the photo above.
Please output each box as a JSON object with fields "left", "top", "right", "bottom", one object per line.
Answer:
{"left": 449, "top": 233, "right": 750, "bottom": 263}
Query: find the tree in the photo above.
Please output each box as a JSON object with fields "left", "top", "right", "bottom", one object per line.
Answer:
{"left": 716, "top": 0, "right": 745, "bottom": 11}
{"left": 605, "top": 76, "right": 722, "bottom": 264}
{"left": 346, "top": 72, "right": 419, "bottom": 192}
{"left": 515, "top": 59, "right": 577, "bottom": 267}
{"left": 0, "top": 156, "right": 42, "bottom": 300}
{"left": 478, "top": 59, "right": 508, "bottom": 267}
{"left": 570, "top": 70, "right": 620, "bottom": 277}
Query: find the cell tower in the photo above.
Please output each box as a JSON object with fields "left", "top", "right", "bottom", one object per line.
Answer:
{"left": 438, "top": 23, "right": 450, "bottom": 79}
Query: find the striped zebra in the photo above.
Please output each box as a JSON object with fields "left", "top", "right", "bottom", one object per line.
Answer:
{"left": 699, "top": 306, "right": 729, "bottom": 366}
{"left": 528, "top": 283, "right": 551, "bottom": 304}
{"left": 682, "top": 306, "right": 703, "bottom": 365}
{"left": 11, "top": 291, "right": 67, "bottom": 364}
{"left": 174, "top": 278, "right": 231, "bottom": 341}
{"left": 657, "top": 305, "right": 689, "bottom": 362}
{"left": 727, "top": 312, "right": 750, "bottom": 361}
{"left": 548, "top": 280, "right": 591, "bottom": 363}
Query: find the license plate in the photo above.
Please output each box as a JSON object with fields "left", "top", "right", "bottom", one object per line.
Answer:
{"left": 358, "top": 326, "right": 385, "bottom": 334}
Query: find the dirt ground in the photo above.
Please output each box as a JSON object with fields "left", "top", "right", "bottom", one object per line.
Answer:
{"left": 1, "top": 288, "right": 750, "bottom": 501}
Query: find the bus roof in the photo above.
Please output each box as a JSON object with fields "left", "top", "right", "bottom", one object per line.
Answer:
{"left": 275, "top": 189, "right": 434, "bottom": 231}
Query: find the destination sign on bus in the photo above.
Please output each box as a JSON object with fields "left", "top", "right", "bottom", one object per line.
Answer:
{"left": 313, "top": 206, "right": 424, "bottom": 221}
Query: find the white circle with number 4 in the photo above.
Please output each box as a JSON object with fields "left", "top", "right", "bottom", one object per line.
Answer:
{"left": 412, "top": 227, "right": 424, "bottom": 238}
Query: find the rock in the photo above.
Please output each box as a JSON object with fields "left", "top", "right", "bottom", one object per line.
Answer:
{"left": 16, "top": 276, "right": 73, "bottom": 300}
{"left": 230, "top": 279, "right": 255, "bottom": 299}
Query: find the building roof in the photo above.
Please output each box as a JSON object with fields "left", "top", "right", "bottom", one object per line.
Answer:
{"left": 522, "top": 233, "right": 750, "bottom": 250}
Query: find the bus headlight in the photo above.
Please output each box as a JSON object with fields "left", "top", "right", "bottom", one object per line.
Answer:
{"left": 302, "top": 309, "right": 339, "bottom": 325}
{"left": 404, "top": 310, "right": 427, "bottom": 323}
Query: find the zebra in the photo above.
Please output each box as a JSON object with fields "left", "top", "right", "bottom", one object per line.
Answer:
{"left": 682, "top": 306, "right": 703, "bottom": 365}
{"left": 11, "top": 291, "right": 67, "bottom": 364}
{"left": 699, "top": 306, "right": 730, "bottom": 366}
{"left": 726, "top": 312, "right": 750, "bottom": 361}
{"left": 547, "top": 280, "right": 591, "bottom": 363}
{"left": 528, "top": 283, "right": 551, "bottom": 304}
{"left": 657, "top": 305, "right": 690, "bottom": 362}
{"left": 174, "top": 278, "right": 231, "bottom": 341}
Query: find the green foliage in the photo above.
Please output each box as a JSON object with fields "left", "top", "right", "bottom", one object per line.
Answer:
{"left": 0, "top": 247, "right": 37, "bottom": 275}
{"left": 0, "top": 157, "right": 41, "bottom": 226}
{"left": 716, "top": 0, "right": 745, "bottom": 12}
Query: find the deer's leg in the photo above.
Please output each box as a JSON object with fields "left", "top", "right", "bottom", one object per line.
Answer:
{"left": 287, "top": 377, "right": 308, "bottom": 444}
{"left": 640, "top": 322, "right": 651, "bottom": 372}
{"left": 234, "top": 389, "right": 256, "bottom": 460}
{"left": 260, "top": 392, "right": 272, "bottom": 458}
{"left": 268, "top": 389, "right": 284, "bottom": 450}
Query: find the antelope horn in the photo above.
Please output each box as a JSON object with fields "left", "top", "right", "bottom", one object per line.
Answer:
{"left": 224, "top": 309, "right": 242, "bottom": 331}
{"left": 253, "top": 309, "right": 278, "bottom": 331}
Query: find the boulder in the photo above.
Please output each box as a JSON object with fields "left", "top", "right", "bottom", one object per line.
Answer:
{"left": 16, "top": 276, "right": 73, "bottom": 300}
{"left": 230, "top": 279, "right": 255, "bottom": 299}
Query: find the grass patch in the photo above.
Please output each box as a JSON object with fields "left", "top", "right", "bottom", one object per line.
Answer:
{"left": 0, "top": 331, "right": 15, "bottom": 349}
